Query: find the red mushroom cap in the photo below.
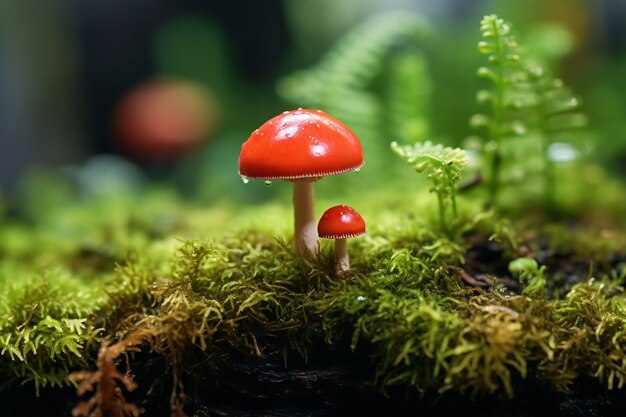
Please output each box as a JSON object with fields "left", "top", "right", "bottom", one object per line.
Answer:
{"left": 238, "top": 109, "right": 364, "bottom": 180}
{"left": 113, "top": 78, "right": 218, "bottom": 161}
{"left": 318, "top": 205, "right": 366, "bottom": 239}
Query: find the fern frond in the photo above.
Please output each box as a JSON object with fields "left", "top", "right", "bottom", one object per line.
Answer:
{"left": 525, "top": 63, "right": 588, "bottom": 211}
{"left": 478, "top": 15, "right": 525, "bottom": 93}
{"left": 391, "top": 141, "right": 467, "bottom": 177}
{"left": 278, "top": 12, "right": 431, "bottom": 168}
{"left": 387, "top": 50, "right": 431, "bottom": 143}
{"left": 391, "top": 141, "right": 467, "bottom": 231}
{"left": 527, "top": 65, "right": 587, "bottom": 132}
{"left": 279, "top": 12, "right": 429, "bottom": 101}
{"left": 474, "top": 15, "right": 530, "bottom": 206}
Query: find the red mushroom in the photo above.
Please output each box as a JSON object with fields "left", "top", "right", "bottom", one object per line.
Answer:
{"left": 317, "top": 205, "right": 366, "bottom": 273}
{"left": 239, "top": 109, "right": 364, "bottom": 257}
{"left": 113, "top": 78, "right": 218, "bottom": 162}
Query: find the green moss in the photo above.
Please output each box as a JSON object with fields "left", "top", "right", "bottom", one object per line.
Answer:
{"left": 2, "top": 10, "right": 626, "bottom": 409}
{"left": 0, "top": 270, "right": 104, "bottom": 394}
{"left": 2, "top": 172, "right": 626, "bottom": 401}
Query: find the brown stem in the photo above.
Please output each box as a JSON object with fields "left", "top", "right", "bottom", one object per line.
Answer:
{"left": 293, "top": 181, "right": 319, "bottom": 257}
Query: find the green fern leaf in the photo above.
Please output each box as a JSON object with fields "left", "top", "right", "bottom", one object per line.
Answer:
{"left": 473, "top": 15, "right": 530, "bottom": 206}
{"left": 391, "top": 141, "right": 467, "bottom": 231}
{"left": 387, "top": 50, "right": 431, "bottom": 143}
{"left": 277, "top": 12, "right": 431, "bottom": 172}
{"left": 391, "top": 141, "right": 467, "bottom": 182}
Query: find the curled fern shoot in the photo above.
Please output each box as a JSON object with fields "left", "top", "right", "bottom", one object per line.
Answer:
{"left": 391, "top": 141, "right": 467, "bottom": 232}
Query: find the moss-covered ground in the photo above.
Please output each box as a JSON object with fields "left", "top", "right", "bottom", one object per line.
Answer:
{"left": 1, "top": 163, "right": 626, "bottom": 416}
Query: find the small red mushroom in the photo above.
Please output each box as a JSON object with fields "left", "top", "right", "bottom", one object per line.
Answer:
{"left": 113, "top": 78, "right": 218, "bottom": 162}
{"left": 239, "top": 109, "right": 364, "bottom": 257}
{"left": 318, "top": 205, "right": 366, "bottom": 273}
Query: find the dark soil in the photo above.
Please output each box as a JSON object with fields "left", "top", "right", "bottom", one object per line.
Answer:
{"left": 6, "top": 343, "right": 623, "bottom": 417}
{"left": 463, "top": 233, "right": 610, "bottom": 298}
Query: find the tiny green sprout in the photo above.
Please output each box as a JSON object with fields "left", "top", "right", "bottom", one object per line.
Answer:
{"left": 391, "top": 141, "right": 467, "bottom": 232}
{"left": 508, "top": 257, "right": 547, "bottom": 297}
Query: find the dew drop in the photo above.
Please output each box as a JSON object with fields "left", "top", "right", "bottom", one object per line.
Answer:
{"left": 241, "top": 177, "right": 249, "bottom": 184}
{"left": 354, "top": 168, "right": 361, "bottom": 173}
{"left": 356, "top": 295, "right": 366, "bottom": 302}
{"left": 548, "top": 142, "right": 579, "bottom": 163}
{"left": 264, "top": 180, "right": 272, "bottom": 187}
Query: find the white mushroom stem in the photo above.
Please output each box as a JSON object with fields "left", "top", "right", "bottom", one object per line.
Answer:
{"left": 335, "top": 238, "right": 349, "bottom": 273}
{"left": 293, "top": 180, "right": 319, "bottom": 257}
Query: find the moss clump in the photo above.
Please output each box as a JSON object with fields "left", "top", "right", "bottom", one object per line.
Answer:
{"left": 55, "top": 208, "right": 626, "bottom": 402}
{"left": 2, "top": 10, "right": 626, "bottom": 415}
{"left": 0, "top": 270, "right": 104, "bottom": 394}
{"left": 98, "top": 221, "right": 626, "bottom": 403}
{"left": 0, "top": 176, "right": 625, "bottom": 414}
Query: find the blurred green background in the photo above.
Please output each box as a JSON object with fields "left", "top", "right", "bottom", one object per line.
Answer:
{"left": 0, "top": 0, "right": 625, "bottom": 212}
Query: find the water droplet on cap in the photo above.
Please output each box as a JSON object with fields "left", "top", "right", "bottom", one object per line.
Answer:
{"left": 264, "top": 180, "right": 272, "bottom": 187}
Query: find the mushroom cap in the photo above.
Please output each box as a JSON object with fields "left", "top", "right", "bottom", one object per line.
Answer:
{"left": 238, "top": 109, "right": 364, "bottom": 180}
{"left": 318, "top": 205, "right": 366, "bottom": 239}
{"left": 113, "top": 78, "right": 218, "bottom": 161}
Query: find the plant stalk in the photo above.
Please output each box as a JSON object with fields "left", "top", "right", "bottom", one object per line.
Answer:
{"left": 489, "top": 17, "right": 505, "bottom": 209}
{"left": 436, "top": 191, "right": 446, "bottom": 233}
{"left": 293, "top": 180, "right": 319, "bottom": 257}
{"left": 335, "top": 238, "right": 349, "bottom": 273}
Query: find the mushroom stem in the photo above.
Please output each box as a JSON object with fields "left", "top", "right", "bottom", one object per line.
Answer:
{"left": 335, "top": 238, "right": 349, "bottom": 273}
{"left": 293, "top": 181, "right": 319, "bottom": 257}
